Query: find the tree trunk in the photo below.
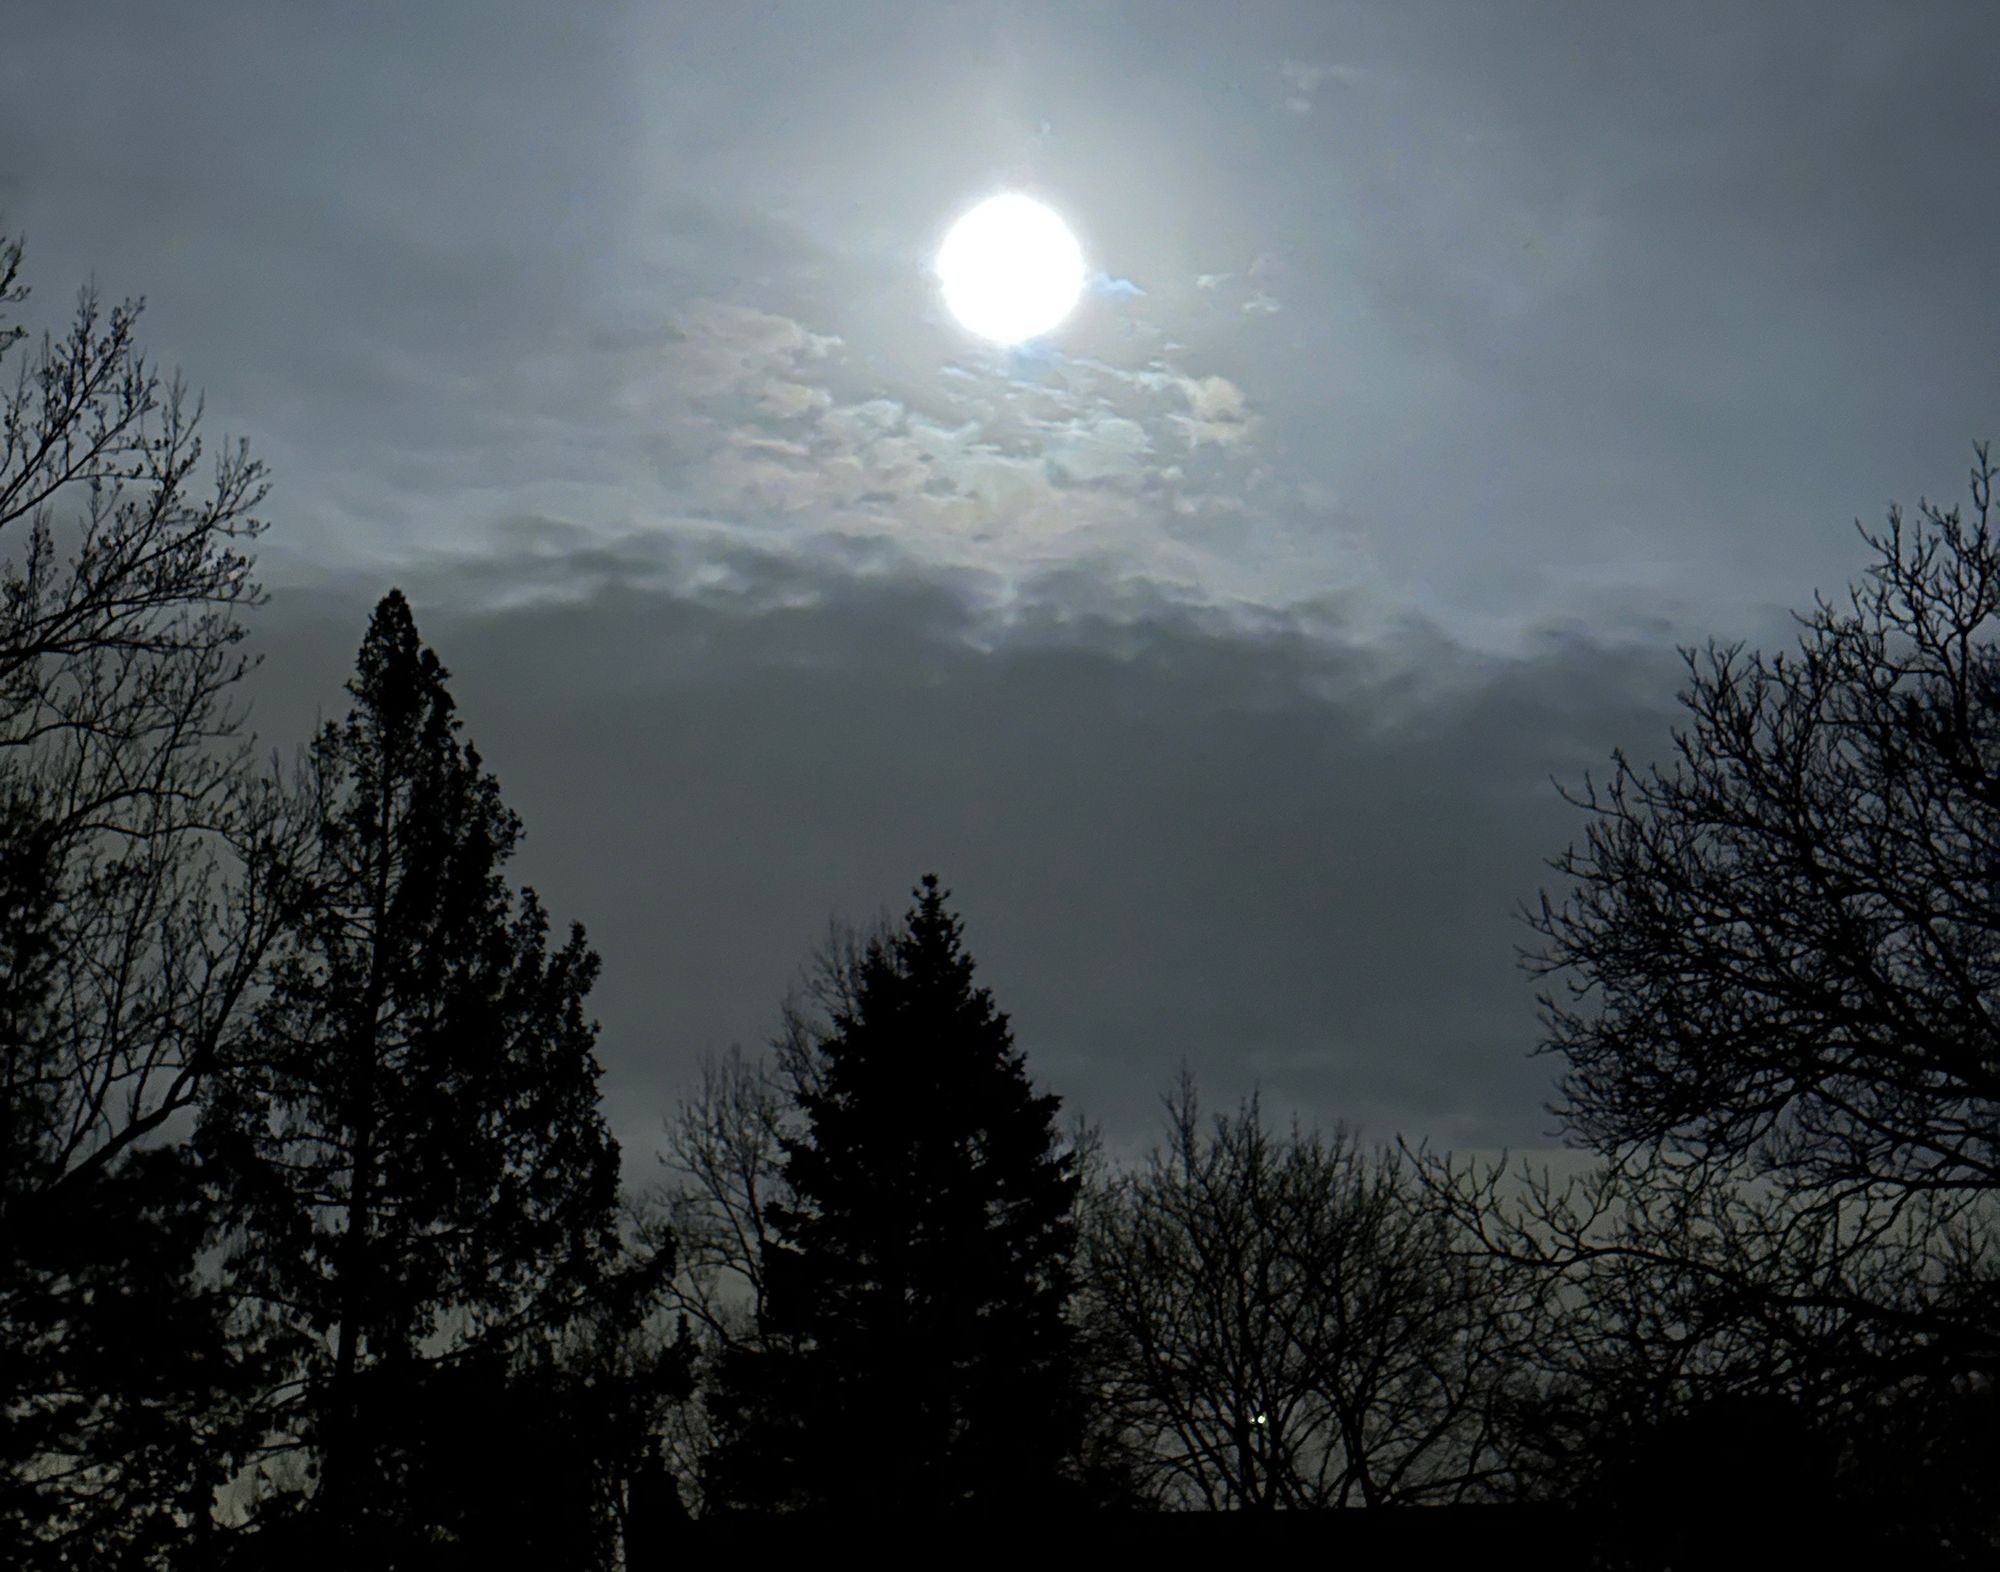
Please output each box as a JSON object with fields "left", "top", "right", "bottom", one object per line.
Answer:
{"left": 318, "top": 776, "right": 396, "bottom": 1538}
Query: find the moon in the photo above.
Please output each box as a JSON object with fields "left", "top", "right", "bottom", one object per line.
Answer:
{"left": 936, "top": 194, "right": 1086, "bottom": 346}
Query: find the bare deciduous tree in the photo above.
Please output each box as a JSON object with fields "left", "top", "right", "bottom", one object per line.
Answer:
{"left": 645, "top": 922, "right": 863, "bottom": 1513}
{"left": 1525, "top": 449, "right": 2000, "bottom": 1378}
{"left": 0, "top": 228, "right": 288, "bottom": 1219}
{"left": 1410, "top": 1149, "right": 2000, "bottom": 1561}
{"left": 0, "top": 228, "right": 293, "bottom": 1566}
{"left": 1081, "top": 1073, "right": 1511, "bottom": 1510}
{"left": 1407, "top": 452, "right": 2000, "bottom": 1555}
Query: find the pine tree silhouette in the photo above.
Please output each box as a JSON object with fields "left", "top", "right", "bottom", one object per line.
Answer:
{"left": 208, "top": 590, "right": 623, "bottom": 1557}
{"left": 707, "top": 876, "right": 1084, "bottom": 1520}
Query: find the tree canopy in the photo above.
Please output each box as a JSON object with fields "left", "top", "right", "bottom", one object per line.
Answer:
{"left": 705, "top": 877, "right": 1085, "bottom": 1518}
{"left": 207, "top": 590, "right": 626, "bottom": 1555}
{"left": 1527, "top": 450, "right": 2000, "bottom": 1379}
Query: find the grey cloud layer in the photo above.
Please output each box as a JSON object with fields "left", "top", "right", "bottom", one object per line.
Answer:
{"left": 243, "top": 544, "right": 1681, "bottom": 1173}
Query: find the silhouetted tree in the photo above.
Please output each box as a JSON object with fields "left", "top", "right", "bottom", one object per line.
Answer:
{"left": 1526, "top": 450, "right": 2000, "bottom": 1378}
{"left": 206, "top": 591, "right": 624, "bottom": 1560}
{"left": 647, "top": 1043, "right": 794, "bottom": 1515}
{"left": 0, "top": 227, "right": 277, "bottom": 1202}
{"left": 702, "top": 878, "right": 1086, "bottom": 1519}
{"left": 0, "top": 791, "right": 249, "bottom": 1565}
{"left": 648, "top": 929, "right": 872, "bottom": 1514}
{"left": 1420, "top": 450, "right": 2000, "bottom": 1556}
{"left": 1419, "top": 1151, "right": 1965, "bottom": 1547}
{"left": 657, "top": 1043, "right": 798, "bottom": 1344}
{"left": 0, "top": 228, "right": 286, "bottom": 1566}
{"left": 493, "top": 1233, "right": 696, "bottom": 1570}
{"left": 357, "top": 1260, "right": 696, "bottom": 1572}
{"left": 1082, "top": 1074, "right": 1510, "bottom": 1510}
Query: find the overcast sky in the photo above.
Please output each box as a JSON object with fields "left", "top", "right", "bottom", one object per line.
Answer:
{"left": 4, "top": 1, "right": 1995, "bottom": 1171}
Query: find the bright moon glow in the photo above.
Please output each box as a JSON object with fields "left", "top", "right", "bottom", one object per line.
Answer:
{"left": 936, "top": 194, "right": 1086, "bottom": 345}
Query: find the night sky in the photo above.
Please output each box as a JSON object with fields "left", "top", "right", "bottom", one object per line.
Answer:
{"left": 6, "top": 1, "right": 1995, "bottom": 1172}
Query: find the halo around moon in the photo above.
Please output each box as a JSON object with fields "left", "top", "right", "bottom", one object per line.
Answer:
{"left": 935, "top": 194, "right": 1086, "bottom": 346}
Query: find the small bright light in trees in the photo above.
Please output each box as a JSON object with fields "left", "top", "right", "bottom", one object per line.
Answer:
{"left": 935, "top": 193, "right": 1086, "bottom": 346}
{"left": 1253, "top": 1412, "right": 1269, "bottom": 1427}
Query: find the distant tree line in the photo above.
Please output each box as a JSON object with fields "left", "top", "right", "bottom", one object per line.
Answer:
{"left": 2, "top": 235, "right": 1995, "bottom": 1569}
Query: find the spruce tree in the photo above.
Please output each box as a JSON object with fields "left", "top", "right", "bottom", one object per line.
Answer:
{"left": 706, "top": 876, "right": 1084, "bottom": 1519}
{"left": 208, "top": 590, "right": 623, "bottom": 1555}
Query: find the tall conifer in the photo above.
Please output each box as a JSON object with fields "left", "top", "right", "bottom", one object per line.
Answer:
{"left": 708, "top": 876, "right": 1083, "bottom": 1518}
{"left": 211, "top": 590, "right": 622, "bottom": 1552}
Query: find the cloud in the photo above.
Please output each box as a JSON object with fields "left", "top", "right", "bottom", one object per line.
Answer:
{"left": 1166, "top": 372, "right": 1256, "bottom": 450}
{"left": 1279, "top": 59, "right": 1364, "bottom": 114}
{"left": 582, "top": 291, "right": 1300, "bottom": 616}
{"left": 243, "top": 543, "right": 1684, "bottom": 1173}
{"left": 1187, "top": 256, "right": 1284, "bottom": 320}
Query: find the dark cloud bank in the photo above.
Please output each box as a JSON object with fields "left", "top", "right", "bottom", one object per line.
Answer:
{"left": 243, "top": 537, "right": 1681, "bottom": 1176}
